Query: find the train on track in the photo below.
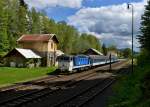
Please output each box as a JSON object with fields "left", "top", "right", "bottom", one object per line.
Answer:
{"left": 57, "top": 54, "right": 118, "bottom": 72}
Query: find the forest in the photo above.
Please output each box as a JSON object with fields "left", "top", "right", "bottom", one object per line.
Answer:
{"left": 0, "top": 0, "right": 101, "bottom": 57}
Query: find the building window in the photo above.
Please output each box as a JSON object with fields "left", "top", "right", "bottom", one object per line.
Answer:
{"left": 51, "top": 43, "right": 53, "bottom": 49}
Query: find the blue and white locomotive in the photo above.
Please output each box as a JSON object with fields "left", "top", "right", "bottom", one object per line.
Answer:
{"left": 57, "top": 55, "right": 90, "bottom": 71}
{"left": 57, "top": 54, "right": 118, "bottom": 72}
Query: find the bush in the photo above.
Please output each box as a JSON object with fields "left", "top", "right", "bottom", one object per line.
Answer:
{"left": 0, "top": 57, "right": 5, "bottom": 67}
{"left": 137, "top": 49, "right": 150, "bottom": 66}
{"left": 108, "top": 64, "right": 149, "bottom": 107}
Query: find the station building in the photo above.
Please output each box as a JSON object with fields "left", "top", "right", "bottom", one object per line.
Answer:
{"left": 5, "top": 34, "right": 63, "bottom": 67}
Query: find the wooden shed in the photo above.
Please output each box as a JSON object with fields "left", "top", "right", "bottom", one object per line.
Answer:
{"left": 4, "top": 48, "right": 41, "bottom": 68}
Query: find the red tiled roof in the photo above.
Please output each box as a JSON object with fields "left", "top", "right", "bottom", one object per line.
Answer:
{"left": 17, "top": 34, "right": 55, "bottom": 42}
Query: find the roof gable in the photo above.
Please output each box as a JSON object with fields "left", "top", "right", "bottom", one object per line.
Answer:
{"left": 17, "top": 34, "right": 59, "bottom": 43}
{"left": 16, "top": 48, "right": 41, "bottom": 58}
{"left": 84, "top": 48, "right": 103, "bottom": 55}
{"left": 5, "top": 48, "right": 41, "bottom": 59}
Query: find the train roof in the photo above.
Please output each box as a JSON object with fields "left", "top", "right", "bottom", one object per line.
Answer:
{"left": 90, "top": 55, "right": 117, "bottom": 58}
{"left": 89, "top": 55, "right": 109, "bottom": 59}
{"left": 74, "top": 55, "right": 89, "bottom": 57}
{"left": 58, "top": 54, "right": 89, "bottom": 57}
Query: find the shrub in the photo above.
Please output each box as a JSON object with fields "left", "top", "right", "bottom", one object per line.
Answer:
{"left": 108, "top": 64, "right": 149, "bottom": 107}
{"left": 137, "top": 49, "right": 150, "bottom": 66}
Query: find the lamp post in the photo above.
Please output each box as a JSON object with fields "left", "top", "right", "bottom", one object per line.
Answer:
{"left": 127, "top": 3, "right": 134, "bottom": 73}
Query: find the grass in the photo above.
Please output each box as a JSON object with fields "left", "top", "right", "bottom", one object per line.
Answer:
{"left": 108, "top": 64, "right": 150, "bottom": 107}
{"left": 0, "top": 67, "right": 56, "bottom": 87}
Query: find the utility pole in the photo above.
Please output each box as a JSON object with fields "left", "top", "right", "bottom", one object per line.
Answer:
{"left": 127, "top": 3, "right": 134, "bottom": 73}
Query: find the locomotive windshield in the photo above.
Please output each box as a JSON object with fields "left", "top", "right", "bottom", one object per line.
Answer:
{"left": 57, "top": 55, "right": 72, "bottom": 61}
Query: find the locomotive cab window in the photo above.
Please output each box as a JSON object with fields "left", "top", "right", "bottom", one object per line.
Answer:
{"left": 70, "top": 57, "right": 73, "bottom": 61}
{"left": 63, "top": 57, "right": 70, "bottom": 61}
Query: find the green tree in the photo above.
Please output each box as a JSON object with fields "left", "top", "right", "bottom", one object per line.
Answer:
{"left": 19, "top": 0, "right": 28, "bottom": 8}
{"left": 30, "top": 7, "right": 41, "bottom": 33}
{"left": 108, "top": 44, "right": 117, "bottom": 51}
{"left": 79, "top": 33, "right": 101, "bottom": 53}
{"left": 102, "top": 44, "right": 107, "bottom": 56}
{"left": 48, "top": 19, "right": 57, "bottom": 34}
{"left": 138, "top": 0, "right": 150, "bottom": 57}
{"left": 0, "top": 0, "right": 9, "bottom": 56}
{"left": 56, "top": 22, "right": 79, "bottom": 54}
{"left": 41, "top": 15, "right": 51, "bottom": 34}
{"left": 7, "top": 0, "right": 20, "bottom": 50}
{"left": 122, "top": 48, "right": 132, "bottom": 58}
{"left": 17, "top": 0, "right": 28, "bottom": 34}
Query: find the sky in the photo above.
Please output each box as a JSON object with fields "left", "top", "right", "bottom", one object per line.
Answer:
{"left": 24, "top": 0, "right": 147, "bottom": 52}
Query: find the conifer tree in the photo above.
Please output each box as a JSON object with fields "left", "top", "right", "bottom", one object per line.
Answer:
{"left": 0, "top": 0, "right": 9, "bottom": 55}
{"left": 30, "top": 7, "right": 41, "bottom": 33}
{"left": 19, "top": 0, "right": 27, "bottom": 9}
{"left": 7, "top": 0, "right": 19, "bottom": 50}
{"left": 41, "top": 15, "right": 51, "bottom": 34}
{"left": 138, "top": 1, "right": 150, "bottom": 55}
{"left": 17, "top": 0, "right": 28, "bottom": 34}
{"left": 102, "top": 44, "right": 107, "bottom": 56}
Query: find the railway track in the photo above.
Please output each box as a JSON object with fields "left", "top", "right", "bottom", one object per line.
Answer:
{"left": 26, "top": 61, "right": 128, "bottom": 107}
{"left": 0, "top": 60, "right": 128, "bottom": 107}
{"left": 53, "top": 77, "right": 115, "bottom": 107}
{"left": 52, "top": 66, "right": 129, "bottom": 107}
{"left": 0, "top": 60, "right": 124, "bottom": 93}
{"left": 0, "top": 68, "right": 96, "bottom": 103}
{"left": 0, "top": 75, "right": 62, "bottom": 92}
{"left": 0, "top": 69, "right": 99, "bottom": 107}
{"left": 0, "top": 75, "right": 65, "bottom": 103}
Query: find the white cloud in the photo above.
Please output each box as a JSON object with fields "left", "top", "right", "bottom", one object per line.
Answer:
{"left": 24, "top": 0, "right": 83, "bottom": 9}
{"left": 68, "top": 0, "right": 146, "bottom": 51}
{"left": 80, "top": 31, "right": 136, "bottom": 49}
